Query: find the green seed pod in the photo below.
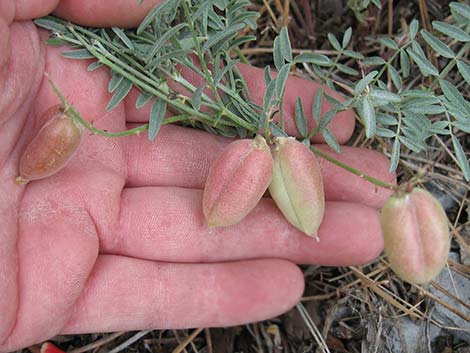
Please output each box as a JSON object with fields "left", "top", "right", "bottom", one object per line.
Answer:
{"left": 16, "top": 107, "right": 82, "bottom": 184}
{"left": 381, "top": 187, "right": 451, "bottom": 285}
{"left": 203, "top": 135, "right": 273, "bottom": 227}
{"left": 269, "top": 137, "right": 325, "bottom": 238}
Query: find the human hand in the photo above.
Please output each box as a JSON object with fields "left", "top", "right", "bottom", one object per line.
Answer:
{"left": 0, "top": 1, "right": 395, "bottom": 351}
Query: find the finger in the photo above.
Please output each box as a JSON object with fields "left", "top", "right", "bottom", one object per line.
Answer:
{"left": 13, "top": 0, "right": 59, "bottom": 21}
{"left": 99, "top": 187, "right": 383, "bottom": 266}
{"left": 0, "top": 21, "right": 45, "bottom": 170}
{"left": 123, "top": 124, "right": 395, "bottom": 207}
{"left": 0, "top": 185, "right": 99, "bottom": 352}
{"left": 124, "top": 63, "right": 356, "bottom": 144}
{"left": 53, "top": 0, "right": 163, "bottom": 28}
{"left": 61, "top": 256, "right": 304, "bottom": 334}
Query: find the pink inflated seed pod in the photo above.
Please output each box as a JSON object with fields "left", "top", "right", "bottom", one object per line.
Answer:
{"left": 16, "top": 107, "right": 82, "bottom": 184}
{"left": 381, "top": 187, "right": 451, "bottom": 285}
{"left": 203, "top": 135, "right": 273, "bottom": 227}
{"left": 269, "top": 137, "right": 325, "bottom": 238}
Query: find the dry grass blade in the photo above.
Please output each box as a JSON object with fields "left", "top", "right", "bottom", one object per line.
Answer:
{"left": 295, "top": 303, "right": 330, "bottom": 353}
{"left": 107, "top": 330, "right": 151, "bottom": 353}
{"left": 171, "top": 328, "right": 204, "bottom": 353}
{"left": 349, "top": 266, "right": 426, "bottom": 320}
{"left": 69, "top": 332, "right": 126, "bottom": 353}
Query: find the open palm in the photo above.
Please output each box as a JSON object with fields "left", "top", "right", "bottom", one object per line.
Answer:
{"left": 0, "top": 1, "right": 395, "bottom": 351}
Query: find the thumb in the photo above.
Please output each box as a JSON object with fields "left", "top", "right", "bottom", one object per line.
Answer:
{"left": 0, "top": 1, "right": 52, "bottom": 166}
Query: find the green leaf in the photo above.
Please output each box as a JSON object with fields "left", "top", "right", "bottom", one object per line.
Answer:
{"left": 34, "top": 17, "right": 68, "bottom": 33}
{"left": 111, "top": 27, "right": 134, "bottom": 50}
{"left": 358, "top": 95, "right": 376, "bottom": 138}
{"left": 312, "top": 90, "right": 323, "bottom": 122}
{"left": 322, "top": 128, "right": 341, "bottom": 153}
{"left": 445, "top": 102, "right": 469, "bottom": 121}
{"left": 399, "top": 135, "right": 423, "bottom": 152}
{"left": 279, "top": 27, "right": 293, "bottom": 62}
{"left": 453, "top": 120, "right": 470, "bottom": 133}
{"left": 263, "top": 78, "right": 277, "bottom": 111}
{"left": 354, "top": 71, "right": 378, "bottom": 95}
{"left": 389, "top": 138, "right": 400, "bottom": 172}
{"left": 214, "top": 58, "right": 240, "bottom": 85}
{"left": 379, "top": 37, "right": 398, "bottom": 50}
{"left": 294, "top": 97, "right": 308, "bottom": 137}
{"left": 323, "top": 94, "right": 343, "bottom": 110}
{"left": 409, "top": 19, "right": 420, "bottom": 39}
{"left": 136, "top": 92, "right": 153, "bottom": 109}
{"left": 388, "top": 65, "right": 402, "bottom": 90}
{"left": 400, "top": 50, "right": 410, "bottom": 78}
{"left": 317, "top": 110, "right": 336, "bottom": 133}
{"left": 452, "top": 135, "right": 470, "bottom": 181}
{"left": 264, "top": 66, "right": 272, "bottom": 85}
{"left": 336, "top": 64, "right": 359, "bottom": 76}
{"left": 457, "top": 60, "right": 470, "bottom": 84}
{"left": 228, "top": 35, "right": 257, "bottom": 51}
{"left": 294, "top": 53, "right": 334, "bottom": 66}
{"left": 202, "top": 23, "right": 245, "bottom": 52}
{"left": 146, "top": 49, "right": 192, "bottom": 69}
{"left": 450, "top": 2, "right": 470, "bottom": 20}
{"left": 401, "top": 90, "right": 438, "bottom": 99}
{"left": 137, "top": 0, "right": 180, "bottom": 34}
{"left": 377, "top": 113, "right": 398, "bottom": 125}
{"left": 191, "top": 85, "right": 205, "bottom": 110}
{"left": 403, "top": 112, "right": 431, "bottom": 131}
{"left": 411, "top": 39, "right": 426, "bottom": 57}
{"left": 148, "top": 98, "right": 167, "bottom": 141}
{"left": 273, "top": 36, "right": 284, "bottom": 71}
{"left": 145, "top": 23, "right": 187, "bottom": 61}
{"left": 370, "top": 90, "right": 402, "bottom": 104}
{"left": 406, "top": 48, "right": 439, "bottom": 76}
{"left": 376, "top": 127, "right": 396, "bottom": 138}
{"left": 439, "top": 80, "right": 468, "bottom": 110}
{"left": 362, "top": 56, "right": 386, "bottom": 66}
{"left": 343, "top": 50, "right": 365, "bottom": 59}
{"left": 421, "top": 30, "right": 455, "bottom": 58}
{"left": 45, "top": 37, "right": 69, "bottom": 46}
{"left": 405, "top": 104, "right": 445, "bottom": 115}
{"left": 61, "top": 49, "right": 95, "bottom": 59}
{"left": 87, "top": 61, "right": 104, "bottom": 71}
{"left": 428, "top": 121, "right": 450, "bottom": 135}
{"left": 432, "top": 21, "right": 470, "bottom": 42}
{"left": 328, "top": 33, "right": 342, "bottom": 51}
{"left": 108, "top": 72, "right": 123, "bottom": 93}
{"left": 270, "top": 122, "right": 288, "bottom": 137}
{"left": 107, "top": 77, "right": 133, "bottom": 111}
{"left": 342, "top": 27, "right": 353, "bottom": 48}
{"left": 275, "top": 64, "right": 291, "bottom": 98}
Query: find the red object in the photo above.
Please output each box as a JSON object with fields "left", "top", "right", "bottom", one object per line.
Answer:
{"left": 40, "top": 342, "right": 66, "bottom": 353}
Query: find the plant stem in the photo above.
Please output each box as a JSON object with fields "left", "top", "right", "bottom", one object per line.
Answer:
{"left": 310, "top": 146, "right": 397, "bottom": 190}
{"left": 46, "top": 73, "right": 195, "bottom": 137}
{"left": 60, "top": 23, "right": 258, "bottom": 133}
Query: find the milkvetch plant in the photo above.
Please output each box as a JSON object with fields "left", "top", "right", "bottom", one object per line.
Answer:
{"left": 27, "top": 0, "right": 467, "bottom": 283}
{"left": 34, "top": 0, "right": 470, "bottom": 181}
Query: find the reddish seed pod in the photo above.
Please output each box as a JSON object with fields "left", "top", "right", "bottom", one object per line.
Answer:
{"left": 381, "top": 187, "right": 451, "bottom": 285}
{"left": 203, "top": 135, "right": 273, "bottom": 227}
{"left": 16, "top": 106, "right": 82, "bottom": 184}
{"left": 269, "top": 137, "right": 325, "bottom": 238}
